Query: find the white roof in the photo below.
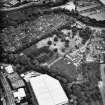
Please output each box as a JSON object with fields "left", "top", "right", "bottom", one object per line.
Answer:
{"left": 5, "top": 65, "right": 14, "bottom": 73}
{"left": 99, "top": 0, "right": 105, "bottom": 5}
{"left": 13, "top": 88, "right": 26, "bottom": 101}
{"left": 29, "top": 74, "right": 68, "bottom": 105}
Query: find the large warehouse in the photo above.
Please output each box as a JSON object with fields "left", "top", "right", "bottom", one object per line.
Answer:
{"left": 29, "top": 74, "right": 68, "bottom": 105}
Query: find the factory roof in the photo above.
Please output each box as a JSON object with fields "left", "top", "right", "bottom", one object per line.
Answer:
{"left": 29, "top": 74, "right": 68, "bottom": 105}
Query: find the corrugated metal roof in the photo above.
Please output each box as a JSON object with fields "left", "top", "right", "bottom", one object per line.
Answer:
{"left": 29, "top": 74, "right": 68, "bottom": 105}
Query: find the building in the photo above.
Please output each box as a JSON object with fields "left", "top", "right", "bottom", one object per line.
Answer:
{"left": 99, "top": 0, "right": 105, "bottom": 5}
{"left": 13, "top": 88, "right": 26, "bottom": 103}
{"left": 7, "top": 72, "right": 25, "bottom": 89}
{"left": 5, "top": 65, "right": 14, "bottom": 74}
{"left": 76, "top": 0, "right": 105, "bottom": 20}
{"left": 29, "top": 74, "right": 68, "bottom": 105}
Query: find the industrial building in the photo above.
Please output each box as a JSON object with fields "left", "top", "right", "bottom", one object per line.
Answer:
{"left": 29, "top": 74, "right": 68, "bottom": 105}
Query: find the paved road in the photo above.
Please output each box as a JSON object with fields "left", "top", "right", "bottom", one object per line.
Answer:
{"left": 0, "top": 72, "right": 16, "bottom": 105}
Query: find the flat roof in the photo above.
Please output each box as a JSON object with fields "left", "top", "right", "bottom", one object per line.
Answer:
{"left": 29, "top": 74, "right": 68, "bottom": 105}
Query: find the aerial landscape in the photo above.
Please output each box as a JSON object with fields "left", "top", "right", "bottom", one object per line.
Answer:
{"left": 0, "top": 0, "right": 105, "bottom": 105}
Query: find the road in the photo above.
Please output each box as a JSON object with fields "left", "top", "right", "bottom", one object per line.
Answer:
{"left": 0, "top": 72, "right": 16, "bottom": 105}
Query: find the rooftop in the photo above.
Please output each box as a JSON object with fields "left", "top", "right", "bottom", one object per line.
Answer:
{"left": 29, "top": 74, "right": 68, "bottom": 105}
